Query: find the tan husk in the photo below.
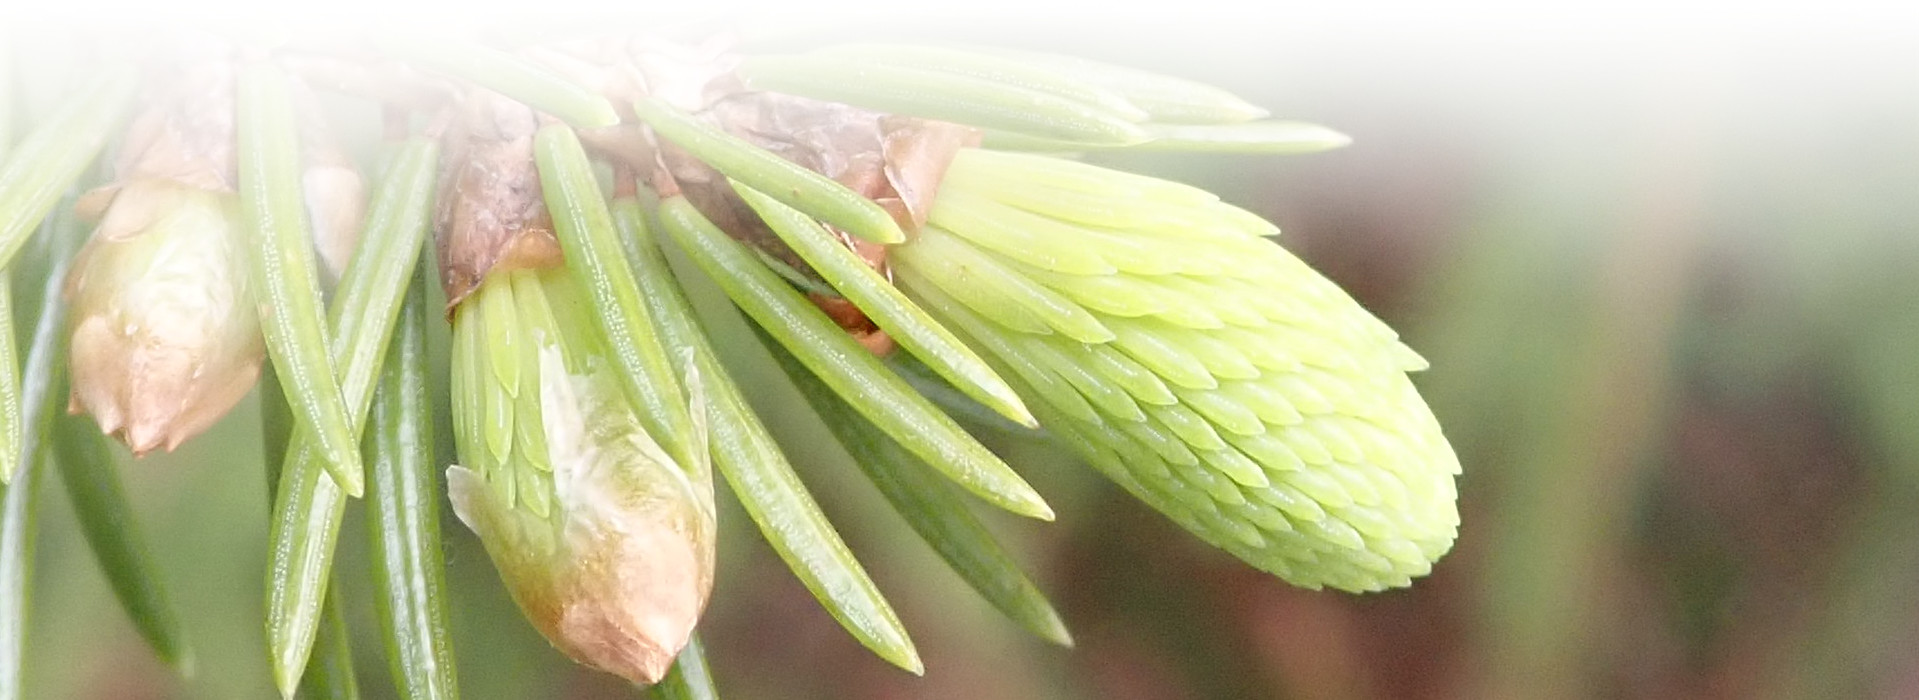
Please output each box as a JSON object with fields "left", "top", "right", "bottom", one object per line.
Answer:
{"left": 433, "top": 89, "right": 564, "bottom": 310}
{"left": 644, "top": 74, "right": 978, "bottom": 348}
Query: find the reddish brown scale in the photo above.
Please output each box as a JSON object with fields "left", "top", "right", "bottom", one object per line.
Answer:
{"left": 464, "top": 41, "right": 979, "bottom": 352}
{"left": 810, "top": 292, "right": 897, "bottom": 355}
{"left": 433, "top": 89, "right": 564, "bottom": 311}
{"left": 633, "top": 61, "right": 977, "bottom": 354}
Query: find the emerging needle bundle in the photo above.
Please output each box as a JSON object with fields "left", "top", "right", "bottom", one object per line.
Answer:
{"left": 437, "top": 91, "right": 715, "bottom": 684}
{"left": 896, "top": 149, "right": 1459, "bottom": 591}
{"left": 446, "top": 265, "right": 715, "bottom": 684}
{"left": 0, "top": 29, "right": 1460, "bottom": 697}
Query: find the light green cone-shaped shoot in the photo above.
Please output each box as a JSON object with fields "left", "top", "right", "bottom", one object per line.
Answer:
{"left": 63, "top": 58, "right": 342, "bottom": 459}
{"left": 447, "top": 265, "right": 715, "bottom": 686}
{"left": 893, "top": 148, "right": 1461, "bottom": 592}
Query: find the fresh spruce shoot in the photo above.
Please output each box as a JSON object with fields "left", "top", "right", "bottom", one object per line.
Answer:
{"left": 0, "top": 29, "right": 1460, "bottom": 698}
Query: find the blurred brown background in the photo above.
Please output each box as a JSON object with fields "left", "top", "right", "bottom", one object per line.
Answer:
{"left": 16, "top": 7, "right": 1919, "bottom": 699}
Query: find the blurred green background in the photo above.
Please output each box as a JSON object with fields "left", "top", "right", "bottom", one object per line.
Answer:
{"left": 11, "top": 7, "right": 1919, "bottom": 699}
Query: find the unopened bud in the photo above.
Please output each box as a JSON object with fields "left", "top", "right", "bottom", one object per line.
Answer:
{"left": 61, "top": 53, "right": 355, "bottom": 455}
{"left": 445, "top": 268, "right": 714, "bottom": 685}
{"left": 65, "top": 178, "right": 264, "bottom": 454}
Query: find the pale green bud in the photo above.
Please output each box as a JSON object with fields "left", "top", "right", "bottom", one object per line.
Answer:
{"left": 61, "top": 55, "right": 361, "bottom": 455}
{"left": 893, "top": 148, "right": 1460, "bottom": 592}
{"left": 446, "top": 267, "right": 714, "bottom": 685}
{"left": 64, "top": 178, "right": 264, "bottom": 455}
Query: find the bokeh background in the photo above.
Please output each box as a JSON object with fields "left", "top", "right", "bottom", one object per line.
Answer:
{"left": 10, "top": 6, "right": 1919, "bottom": 699}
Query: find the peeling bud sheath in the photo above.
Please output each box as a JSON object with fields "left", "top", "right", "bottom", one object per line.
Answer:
{"left": 651, "top": 87, "right": 976, "bottom": 349}
{"left": 433, "top": 90, "right": 562, "bottom": 308}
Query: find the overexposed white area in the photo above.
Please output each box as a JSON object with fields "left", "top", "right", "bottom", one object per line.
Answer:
{"left": 7, "top": 4, "right": 1913, "bottom": 91}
